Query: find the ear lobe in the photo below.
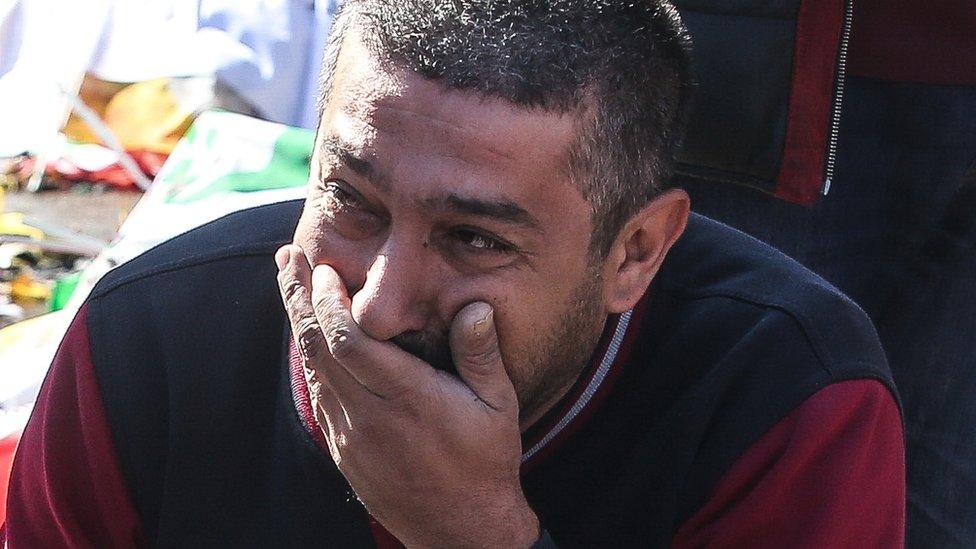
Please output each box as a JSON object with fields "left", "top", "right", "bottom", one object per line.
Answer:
{"left": 603, "top": 189, "right": 690, "bottom": 313}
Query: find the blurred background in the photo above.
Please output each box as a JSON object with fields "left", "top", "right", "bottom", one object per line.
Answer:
{"left": 0, "top": 0, "right": 339, "bottom": 522}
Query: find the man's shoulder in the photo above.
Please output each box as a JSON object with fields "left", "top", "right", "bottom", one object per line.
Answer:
{"left": 81, "top": 199, "right": 299, "bottom": 405}
{"left": 655, "top": 213, "right": 887, "bottom": 374}
{"left": 620, "top": 214, "right": 898, "bottom": 525}
{"left": 91, "top": 199, "right": 303, "bottom": 300}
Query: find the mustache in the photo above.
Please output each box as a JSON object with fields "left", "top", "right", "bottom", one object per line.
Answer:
{"left": 390, "top": 329, "right": 457, "bottom": 376}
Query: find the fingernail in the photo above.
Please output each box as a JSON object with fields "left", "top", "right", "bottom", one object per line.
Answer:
{"left": 472, "top": 305, "right": 493, "bottom": 338}
{"left": 275, "top": 246, "right": 291, "bottom": 270}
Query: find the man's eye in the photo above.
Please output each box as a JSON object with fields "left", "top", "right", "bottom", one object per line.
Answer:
{"left": 315, "top": 182, "right": 385, "bottom": 240}
{"left": 323, "top": 182, "right": 362, "bottom": 208}
{"left": 454, "top": 229, "right": 514, "bottom": 253}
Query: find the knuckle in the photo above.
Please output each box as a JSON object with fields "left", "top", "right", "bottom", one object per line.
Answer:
{"left": 279, "top": 276, "right": 306, "bottom": 306}
{"left": 295, "top": 321, "right": 325, "bottom": 360}
{"left": 326, "top": 325, "right": 363, "bottom": 361}
{"left": 295, "top": 315, "right": 320, "bottom": 336}
{"left": 276, "top": 266, "right": 289, "bottom": 282}
{"left": 465, "top": 345, "right": 501, "bottom": 368}
{"left": 311, "top": 289, "right": 339, "bottom": 315}
{"left": 304, "top": 370, "right": 324, "bottom": 398}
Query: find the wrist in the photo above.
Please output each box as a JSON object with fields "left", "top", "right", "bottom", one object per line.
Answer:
{"left": 456, "top": 494, "right": 540, "bottom": 548}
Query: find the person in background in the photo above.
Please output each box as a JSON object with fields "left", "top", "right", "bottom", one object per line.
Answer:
{"left": 672, "top": 1, "right": 976, "bottom": 545}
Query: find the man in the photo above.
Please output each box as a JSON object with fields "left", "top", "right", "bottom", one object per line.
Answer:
{"left": 3, "top": 1, "right": 905, "bottom": 547}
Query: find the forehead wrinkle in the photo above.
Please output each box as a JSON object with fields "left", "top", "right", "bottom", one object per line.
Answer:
{"left": 371, "top": 103, "right": 516, "bottom": 163}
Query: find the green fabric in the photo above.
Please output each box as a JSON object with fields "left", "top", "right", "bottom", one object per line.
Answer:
{"left": 156, "top": 110, "right": 314, "bottom": 204}
{"left": 50, "top": 271, "right": 81, "bottom": 312}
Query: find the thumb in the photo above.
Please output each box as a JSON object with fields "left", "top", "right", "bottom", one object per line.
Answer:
{"left": 449, "top": 302, "right": 517, "bottom": 413}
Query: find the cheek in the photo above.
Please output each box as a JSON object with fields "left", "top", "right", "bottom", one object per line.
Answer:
{"left": 487, "top": 285, "right": 560, "bottom": 364}
{"left": 293, "top": 206, "right": 377, "bottom": 291}
{"left": 419, "top": 270, "right": 537, "bottom": 349}
{"left": 488, "top": 263, "right": 601, "bottom": 374}
{"left": 493, "top": 310, "right": 535, "bottom": 371}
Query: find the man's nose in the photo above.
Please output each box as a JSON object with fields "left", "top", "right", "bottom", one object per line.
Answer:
{"left": 349, "top": 239, "right": 435, "bottom": 342}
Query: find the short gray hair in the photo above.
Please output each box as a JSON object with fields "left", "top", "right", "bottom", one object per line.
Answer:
{"left": 318, "top": 0, "right": 694, "bottom": 256}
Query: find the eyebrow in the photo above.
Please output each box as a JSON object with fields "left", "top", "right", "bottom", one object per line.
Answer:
{"left": 319, "top": 136, "right": 391, "bottom": 191}
{"left": 319, "top": 136, "right": 541, "bottom": 231}
{"left": 427, "top": 194, "right": 542, "bottom": 232}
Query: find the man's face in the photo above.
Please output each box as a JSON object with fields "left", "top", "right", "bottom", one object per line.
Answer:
{"left": 294, "top": 32, "right": 608, "bottom": 423}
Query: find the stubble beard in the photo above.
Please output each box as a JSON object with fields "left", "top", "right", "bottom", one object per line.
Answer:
{"left": 508, "top": 271, "right": 606, "bottom": 427}
{"left": 390, "top": 268, "right": 607, "bottom": 428}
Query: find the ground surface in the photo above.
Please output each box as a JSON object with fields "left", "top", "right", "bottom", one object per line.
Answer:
{"left": 2, "top": 187, "right": 140, "bottom": 325}
{"left": 4, "top": 188, "right": 140, "bottom": 242}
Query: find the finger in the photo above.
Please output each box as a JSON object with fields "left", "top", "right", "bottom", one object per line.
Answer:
{"left": 310, "top": 263, "right": 427, "bottom": 398}
{"left": 277, "top": 244, "right": 351, "bottom": 406}
{"left": 305, "top": 362, "right": 345, "bottom": 461}
{"left": 449, "top": 302, "right": 518, "bottom": 412}
{"left": 276, "top": 245, "right": 329, "bottom": 364}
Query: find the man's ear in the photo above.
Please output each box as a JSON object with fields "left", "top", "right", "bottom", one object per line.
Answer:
{"left": 602, "top": 188, "right": 690, "bottom": 313}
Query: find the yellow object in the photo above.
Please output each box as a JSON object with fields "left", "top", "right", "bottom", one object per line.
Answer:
{"left": 10, "top": 272, "right": 52, "bottom": 301}
{"left": 63, "top": 74, "right": 127, "bottom": 144}
{"left": 0, "top": 212, "right": 45, "bottom": 240}
{"left": 105, "top": 79, "right": 194, "bottom": 154}
{"left": 64, "top": 75, "right": 194, "bottom": 155}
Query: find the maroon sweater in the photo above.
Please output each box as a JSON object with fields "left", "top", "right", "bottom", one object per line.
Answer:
{"left": 2, "top": 204, "right": 906, "bottom": 546}
{"left": 3, "top": 305, "right": 904, "bottom": 547}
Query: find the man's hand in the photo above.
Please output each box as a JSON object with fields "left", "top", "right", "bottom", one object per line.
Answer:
{"left": 276, "top": 244, "right": 540, "bottom": 548}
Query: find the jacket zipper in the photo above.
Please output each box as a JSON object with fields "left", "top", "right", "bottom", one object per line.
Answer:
{"left": 822, "top": 0, "right": 854, "bottom": 196}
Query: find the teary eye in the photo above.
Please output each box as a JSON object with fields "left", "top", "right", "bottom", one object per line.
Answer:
{"left": 314, "top": 180, "right": 386, "bottom": 240}
{"left": 323, "top": 182, "right": 362, "bottom": 208}
{"left": 454, "top": 229, "right": 515, "bottom": 253}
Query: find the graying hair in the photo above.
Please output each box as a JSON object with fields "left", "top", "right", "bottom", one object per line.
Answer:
{"left": 317, "top": 0, "right": 694, "bottom": 256}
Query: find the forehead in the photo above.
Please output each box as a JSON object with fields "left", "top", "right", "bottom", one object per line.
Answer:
{"left": 319, "top": 29, "right": 583, "bottom": 201}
